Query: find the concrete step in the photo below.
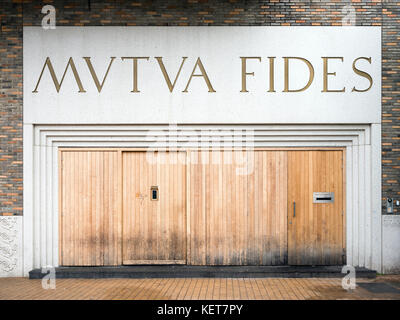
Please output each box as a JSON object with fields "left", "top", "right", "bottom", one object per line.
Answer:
{"left": 29, "top": 265, "right": 377, "bottom": 279}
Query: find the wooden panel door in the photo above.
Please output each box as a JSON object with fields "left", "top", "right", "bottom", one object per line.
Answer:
{"left": 288, "top": 151, "right": 344, "bottom": 265}
{"left": 189, "top": 150, "right": 288, "bottom": 265}
{"left": 122, "top": 151, "right": 186, "bottom": 264}
{"left": 59, "top": 150, "right": 122, "bottom": 266}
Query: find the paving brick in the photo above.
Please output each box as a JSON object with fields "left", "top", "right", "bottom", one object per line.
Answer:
{"left": 0, "top": 276, "right": 399, "bottom": 300}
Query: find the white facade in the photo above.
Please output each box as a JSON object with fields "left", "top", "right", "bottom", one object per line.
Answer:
{"left": 24, "top": 27, "right": 380, "bottom": 125}
{"left": 0, "top": 26, "right": 390, "bottom": 277}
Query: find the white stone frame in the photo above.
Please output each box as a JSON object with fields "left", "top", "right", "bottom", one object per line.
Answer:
{"left": 22, "top": 123, "right": 382, "bottom": 276}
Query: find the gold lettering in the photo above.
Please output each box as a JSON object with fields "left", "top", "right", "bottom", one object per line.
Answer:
{"left": 83, "top": 57, "right": 116, "bottom": 93}
{"left": 322, "top": 57, "right": 345, "bottom": 92}
{"left": 268, "top": 57, "right": 276, "bottom": 93}
{"left": 240, "top": 57, "right": 261, "bottom": 93}
{"left": 283, "top": 57, "right": 314, "bottom": 92}
{"left": 121, "top": 57, "right": 150, "bottom": 92}
{"left": 183, "top": 58, "right": 216, "bottom": 93}
{"left": 32, "top": 57, "right": 86, "bottom": 93}
{"left": 155, "top": 57, "right": 187, "bottom": 92}
{"left": 352, "top": 57, "right": 373, "bottom": 92}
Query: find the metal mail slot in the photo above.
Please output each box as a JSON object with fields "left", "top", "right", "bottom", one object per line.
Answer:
{"left": 313, "top": 192, "right": 334, "bottom": 204}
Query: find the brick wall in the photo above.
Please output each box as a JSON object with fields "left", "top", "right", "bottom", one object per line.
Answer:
{"left": 382, "top": 1, "right": 400, "bottom": 213}
{"left": 0, "top": 0, "right": 23, "bottom": 216}
{"left": 0, "top": 0, "right": 398, "bottom": 215}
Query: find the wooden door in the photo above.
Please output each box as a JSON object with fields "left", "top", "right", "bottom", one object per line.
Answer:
{"left": 189, "top": 150, "right": 288, "bottom": 265}
{"left": 59, "top": 150, "right": 122, "bottom": 266}
{"left": 288, "top": 151, "right": 344, "bottom": 265}
{"left": 122, "top": 151, "right": 186, "bottom": 264}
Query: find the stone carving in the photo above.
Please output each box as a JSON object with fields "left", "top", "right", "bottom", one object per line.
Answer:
{"left": 0, "top": 217, "right": 18, "bottom": 273}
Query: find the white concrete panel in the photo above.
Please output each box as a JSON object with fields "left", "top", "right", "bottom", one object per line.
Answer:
{"left": 346, "top": 146, "right": 353, "bottom": 267}
{"left": 382, "top": 215, "right": 400, "bottom": 274}
{"left": 23, "top": 124, "right": 34, "bottom": 275}
{"left": 371, "top": 123, "right": 382, "bottom": 272}
{"left": 24, "top": 27, "right": 381, "bottom": 125}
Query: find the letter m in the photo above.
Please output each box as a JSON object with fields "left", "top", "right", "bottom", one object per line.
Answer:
{"left": 32, "top": 57, "right": 86, "bottom": 93}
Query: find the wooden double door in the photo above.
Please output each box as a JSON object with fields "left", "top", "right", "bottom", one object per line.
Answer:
{"left": 59, "top": 149, "right": 344, "bottom": 266}
{"left": 122, "top": 151, "right": 187, "bottom": 264}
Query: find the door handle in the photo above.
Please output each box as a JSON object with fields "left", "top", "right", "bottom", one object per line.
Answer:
{"left": 293, "top": 201, "right": 296, "bottom": 218}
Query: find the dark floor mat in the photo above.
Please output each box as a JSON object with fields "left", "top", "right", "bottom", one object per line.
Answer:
{"left": 387, "top": 281, "right": 400, "bottom": 289}
{"left": 358, "top": 283, "right": 400, "bottom": 294}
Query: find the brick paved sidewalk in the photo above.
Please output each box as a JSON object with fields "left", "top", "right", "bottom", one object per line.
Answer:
{"left": 0, "top": 276, "right": 399, "bottom": 300}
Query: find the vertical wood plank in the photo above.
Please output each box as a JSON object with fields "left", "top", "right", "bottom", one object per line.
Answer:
{"left": 122, "top": 151, "right": 186, "bottom": 264}
{"left": 60, "top": 150, "right": 121, "bottom": 266}
{"left": 189, "top": 150, "right": 288, "bottom": 265}
{"left": 288, "top": 150, "right": 344, "bottom": 265}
